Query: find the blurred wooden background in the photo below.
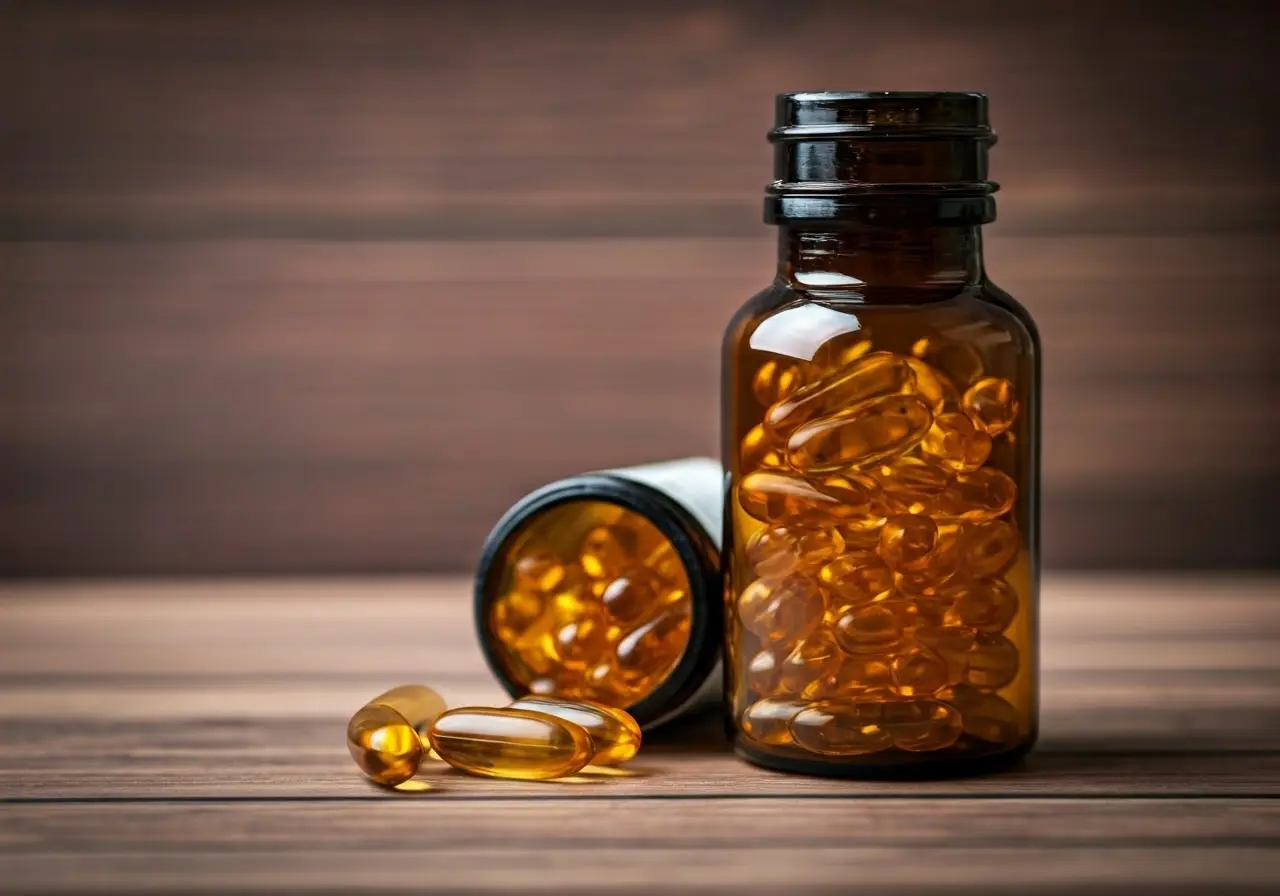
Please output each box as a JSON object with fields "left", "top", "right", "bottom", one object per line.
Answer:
{"left": 2, "top": 0, "right": 1277, "bottom": 576}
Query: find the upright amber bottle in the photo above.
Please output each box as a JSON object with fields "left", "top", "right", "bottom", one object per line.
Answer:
{"left": 723, "top": 92, "right": 1039, "bottom": 776}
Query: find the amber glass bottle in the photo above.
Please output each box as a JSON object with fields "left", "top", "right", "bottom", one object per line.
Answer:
{"left": 723, "top": 92, "right": 1039, "bottom": 777}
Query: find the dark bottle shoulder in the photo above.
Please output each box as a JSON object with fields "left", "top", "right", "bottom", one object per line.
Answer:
{"left": 722, "top": 279, "right": 795, "bottom": 346}
{"left": 979, "top": 277, "right": 1041, "bottom": 351}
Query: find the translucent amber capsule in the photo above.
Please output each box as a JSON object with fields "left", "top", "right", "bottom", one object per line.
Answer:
{"left": 883, "top": 700, "right": 963, "bottom": 752}
{"left": 642, "top": 539, "right": 685, "bottom": 584}
{"left": 746, "top": 646, "right": 786, "bottom": 697}
{"left": 582, "top": 661, "right": 640, "bottom": 707}
{"left": 964, "top": 633, "right": 1020, "bottom": 691}
{"left": 740, "top": 423, "right": 787, "bottom": 471}
{"left": 962, "top": 519, "right": 1020, "bottom": 576}
{"left": 945, "top": 577, "right": 1020, "bottom": 633}
{"left": 818, "top": 551, "right": 894, "bottom": 608}
{"left": 836, "top": 518, "right": 886, "bottom": 550}
{"left": 934, "top": 468, "right": 1018, "bottom": 521}
{"left": 428, "top": 707, "right": 593, "bottom": 780}
{"left": 832, "top": 600, "right": 918, "bottom": 655}
{"left": 890, "top": 522, "right": 966, "bottom": 595}
{"left": 738, "top": 470, "right": 876, "bottom": 525}
{"left": 737, "top": 576, "right": 826, "bottom": 647}
{"left": 613, "top": 607, "right": 690, "bottom": 687}
{"left": 963, "top": 376, "right": 1019, "bottom": 435}
{"left": 790, "top": 701, "right": 893, "bottom": 756}
{"left": 507, "top": 696, "right": 641, "bottom": 765}
{"left": 777, "top": 630, "right": 844, "bottom": 696}
{"left": 869, "top": 456, "right": 952, "bottom": 515}
{"left": 490, "top": 590, "right": 545, "bottom": 641}
{"left": 911, "top": 337, "right": 985, "bottom": 389}
{"left": 764, "top": 351, "right": 916, "bottom": 441}
{"left": 547, "top": 607, "right": 611, "bottom": 671}
{"left": 891, "top": 646, "right": 950, "bottom": 697}
{"left": 815, "top": 335, "right": 875, "bottom": 369}
{"left": 943, "top": 683, "right": 1021, "bottom": 743}
{"left": 514, "top": 552, "right": 567, "bottom": 593}
{"left": 600, "top": 572, "right": 660, "bottom": 625}
{"left": 511, "top": 626, "right": 560, "bottom": 677}
{"left": 753, "top": 358, "right": 809, "bottom": 405}
{"left": 915, "top": 623, "right": 976, "bottom": 682}
{"left": 580, "top": 525, "right": 640, "bottom": 580}
{"left": 347, "top": 685, "right": 448, "bottom": 787}
{"left": 904, "top": 357, "right": 959, "bottom": 413}
{"left": 526, "top": 676, "right": 561, "bottom": 696}
{"left": 878, "top": 514, "right": 939, "bottom": 572}
{"left": 741, "top": 697, "right": 807, "bottom": 745}
{"left": 921, "top": 411, "right": 992, "bottom": 473}
{"left": 787, "top": 393, "right": 933, "bottom": 474}
{"left": 745, "top": 526, "right": 845, "bottom": 581}
{"left": 803, "top": 654, "right": 893, "bottom": 700}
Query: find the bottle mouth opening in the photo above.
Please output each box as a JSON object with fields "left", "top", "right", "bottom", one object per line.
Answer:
{"left": 473, "top": 475, "right": 723, "bottom": 731}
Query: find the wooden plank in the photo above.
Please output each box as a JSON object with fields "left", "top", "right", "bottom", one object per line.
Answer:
{"left": 0, "top": 577, "right": 1277, "bottom": 801}
{"left": 3, "top": 237, "right": 1278, "bottom": 574}
{"left": 0, "top": 801, "right": 1277, "bottom": 893}
{"left": 1, "top": 578, "right": 1278, "bottom": 892}
{"left": 2, "top": 1, "right": 1278, "bottom": 239}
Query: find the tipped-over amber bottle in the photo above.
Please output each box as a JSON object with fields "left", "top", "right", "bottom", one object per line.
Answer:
{"left": 723, "top": 92, "right": 1040, "bottom": 777}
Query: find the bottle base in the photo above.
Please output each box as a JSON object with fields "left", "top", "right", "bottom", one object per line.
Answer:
{"left": 734, "top": 738, "right": 1033, "bottom": 780}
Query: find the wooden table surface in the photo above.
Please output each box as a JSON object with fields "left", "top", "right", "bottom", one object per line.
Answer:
{"left": 1, "top": 576, "right": 1278, "bottom": 893}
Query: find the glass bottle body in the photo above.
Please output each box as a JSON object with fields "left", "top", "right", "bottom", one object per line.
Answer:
{"left": 722, "top": 229, "right": 1040, "bottom": 776}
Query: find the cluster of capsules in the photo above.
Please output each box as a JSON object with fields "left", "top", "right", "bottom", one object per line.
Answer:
{"left": 735, "top": 335, "right": 1026, "bottom": 757}
{"left": 347, "top": 684, "right": 642, "bottom": 786}
{"left": 488, "top": 508, "right": 693, "bottom": 708}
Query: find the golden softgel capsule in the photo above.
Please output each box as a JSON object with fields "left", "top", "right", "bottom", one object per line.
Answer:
{"left": 428, "top": 707, "right": 593, "bottom": 780}
{"left": 346, "top": 684, "right": 447, "bottom": 787}
{"left": 475, "top": 459, "right": 723, "bottom": 732}
{"left": 508, "top": 695, "right": 642, "bottom": 765}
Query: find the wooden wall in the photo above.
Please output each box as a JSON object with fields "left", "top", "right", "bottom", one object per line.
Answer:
{"left": 2, "top": 1, "right": 1278, "bottom": 575}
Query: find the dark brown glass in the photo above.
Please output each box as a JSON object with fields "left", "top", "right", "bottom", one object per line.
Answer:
{"left": 722, "top": 93, "right": 1039, "bottom": 777}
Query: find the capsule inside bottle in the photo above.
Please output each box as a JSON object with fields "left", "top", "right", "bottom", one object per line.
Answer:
{"left": 428, "top": 707, "right": 594, "bottom": 780}
{"left": 482, "top": 498, "right": 698, "bottom": 715}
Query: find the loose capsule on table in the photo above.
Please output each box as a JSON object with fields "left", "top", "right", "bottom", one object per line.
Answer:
{"left": 428, "top": 707, "right": 594, "bottom": 780}
{"left": 346, "top": 684, "right": 447, "bottom": 787}
{"left": 507, "top": 695, "right": 642, "bottom": 765}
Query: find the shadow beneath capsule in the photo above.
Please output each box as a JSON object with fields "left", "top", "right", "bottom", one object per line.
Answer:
{"left": 640, "top": 707, "right": 731, "bottom": 754}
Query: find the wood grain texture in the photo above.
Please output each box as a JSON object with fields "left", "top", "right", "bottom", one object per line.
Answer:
{"left": 2, "top": 0, "right": 1279, "bottom": 575}
{"left": 2, "top": 0, "right": 1278, "bottom": 239}
{"left": 0, "top": 576, "right": 1278, "bottom": 891}
{"left": 3, "top": 237, "right": 1278, "bottom": 574}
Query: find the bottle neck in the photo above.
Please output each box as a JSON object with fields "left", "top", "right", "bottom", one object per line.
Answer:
{"left": 777, "top": 226, "right": 984, "bottom": 299}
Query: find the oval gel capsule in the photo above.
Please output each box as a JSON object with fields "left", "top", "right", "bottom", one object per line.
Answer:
{"left": 508, "top": 695, "right": 642, "bottom": 765}
{"left": 786, "top": 393, "right": 933, "bottom": 474}
{"left": 428, "top": 707, "right": 593, "bottom": 780}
